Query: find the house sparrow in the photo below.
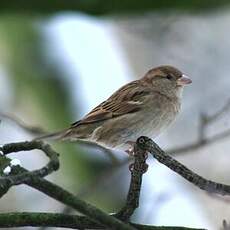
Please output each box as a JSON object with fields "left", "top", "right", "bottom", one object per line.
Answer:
{"left": 35, "top": 65, "right": 191, "bottom": 152}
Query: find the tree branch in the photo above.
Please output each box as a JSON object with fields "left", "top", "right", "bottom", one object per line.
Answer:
{"left": 0, "top": 142, "right": 134, "bottom": 230}
{"left": 137, "top": 136, "right": 230, "bottom": 196}
{"left": 1, "top": 135, "right": 230, "bottom": 229}
{"left": 23, "top": 171, "right": 134, "bottom": 230}
{"left": 0, "top": 141, "right": 59, "bottom": 197}
{"left": 0, "top": 139, "right": 207, "bottom": 229}
{"left": 0, "top": 112, "right": 46, "bottom": 136}
{"left": 167, "top": 98, "right": 230, "bottom": 155}
{"left": 116, "top": 144, "right": 148, "bottom": 221}
{"left": 167, "top": 129, "right": 230, "bottom": 155}
{"left": 12, "top": 140, "right": 149, "bottom": 227}
{"left": 0, "top": 212, "right": 205, "bottom": 230}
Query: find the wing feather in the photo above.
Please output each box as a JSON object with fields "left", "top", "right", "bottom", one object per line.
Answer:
{"left": 71, "top": 80, "right": 150, "bottom": 127}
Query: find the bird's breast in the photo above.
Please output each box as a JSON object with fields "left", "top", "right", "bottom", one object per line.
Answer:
{"left": 140, "top": 96, "right": 181, "bottom": 138}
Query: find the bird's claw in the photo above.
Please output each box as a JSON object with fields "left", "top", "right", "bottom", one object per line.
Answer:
{"left": 129, "top": 163, "right": 134, "bottom": 172}
{"left": 125, "top": 141, "right": 136, "bottom": 156}
{"left": 125, "top": 148, "right": 135, "bottom": 156}
{"left": 129, "top": 162, "right": 149, "bottom": 173}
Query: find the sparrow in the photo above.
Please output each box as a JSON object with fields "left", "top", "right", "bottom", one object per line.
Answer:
{"left": 35, "top": 65, "right": 192, "bottom": 152}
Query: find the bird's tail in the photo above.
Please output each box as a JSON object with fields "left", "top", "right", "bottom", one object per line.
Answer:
{"left": 33, "top": 128, "right": 70, "bottom": 141}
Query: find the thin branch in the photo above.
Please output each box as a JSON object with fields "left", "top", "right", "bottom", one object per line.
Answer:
{"left": 0, "top": 112, "right": 46, "bottom": 136}
{"left": 24, "top": 143, "right": 148, "bottom": 226}
{"left": 0, "top": 212, "right": 205, "bottom": 230}
{"left": 198, "top": 98, "right": 230, "bottom": 142}
{"left": 167, "top": 129, "right": 230, "bottom": 155}
{"left": 57, "top": 143, "right": 147, "bottom": 223}
{"left": 55, "top": 156, "right": 130, "bottom": 230}
{"left": 198, "top": 113, "right": 206, "bottom": 141}
{"left": 2, "top": 136, "right": 229, "bottom": 229}
{"left": 222, "top": 220, "right": 230, "bottom": 230}
{"left": 0, "top": 142, "right": 134, "bottom": 230}
{"left": 19, "top": 168, "right": 134, "bottom": 230}
{"left": 116, "top": 145, "right": 148, "bottom": 221}
{"left": 137, "top": 136, "right": 230, "bottom": 196}
{"left": 203, "top": 99, "right": 230, "bottom": 125}
{"left": 167, "top": 98, "right": 230, "bottom": 155}
{"left": 1, "top": 102, "right": 230, "bottom": 229}
{"left": 0, "top": 141, "right": 59, "bottom": 197}
{"left": 0, "top": 138, "right": 208, "bottom": 230}
{"left": 0, "top": 112, "right": 119, "bottom": 164}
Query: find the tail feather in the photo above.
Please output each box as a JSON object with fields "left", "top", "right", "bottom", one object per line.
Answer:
{"left": 33, "top": 129, "right": 69, "bottom": 141}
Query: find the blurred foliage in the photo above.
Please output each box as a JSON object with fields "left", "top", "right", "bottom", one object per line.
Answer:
{"left": 0, "top": 0, "right": 229, "bottom": 15}
{"left": 0, "top": 15, "right": 116, "bottom": 210}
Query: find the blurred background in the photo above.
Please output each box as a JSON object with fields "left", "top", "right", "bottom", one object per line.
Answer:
{"left": 1, "top": 1, "right": 230, "bottom": 230}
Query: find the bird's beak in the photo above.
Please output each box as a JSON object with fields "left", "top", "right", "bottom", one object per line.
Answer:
{"left": 177, "top": 74, "right": 192, "bottom": 86}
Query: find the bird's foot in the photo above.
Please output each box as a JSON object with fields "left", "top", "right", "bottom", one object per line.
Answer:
{"left": 125, "top": 141, "right": 149, "bottom": 158}
{"left": 126, "top": 140, "right": 149, "bottom": 173}
{"left": 129, "top": 163, "right": 134, "bottom": 171}
{"left": 125, "top": 141, "right": 136, "bottom": 156}
{"left": 129, "top": 162, "right": 149, "bottom": 173}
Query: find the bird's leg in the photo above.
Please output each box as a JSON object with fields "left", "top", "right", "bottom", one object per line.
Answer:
{"left": 125, "top": 140, "right": 149, "bottom": 173}
{"left": 125, "top": 141, "right": 136, "bottom": 156}
{"left": 129, "top": 163, "right": 134, "bottom": 171}
{"left": 128, "top": 153, "right": 149, "bottom": 173}
{"left": 125, "top": 141, "right": 136, "bottom": 172}
{"left": 125, "top": 140, "right": 149, "bottom": 158}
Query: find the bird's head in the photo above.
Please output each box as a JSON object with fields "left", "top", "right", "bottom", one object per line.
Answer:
{"left": 142, "top": 65, "right": 192, "bottom": 98}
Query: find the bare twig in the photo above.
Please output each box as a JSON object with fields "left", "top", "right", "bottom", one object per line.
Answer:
{"left": 167, "top": 129, "right": 230, "bottom": 155}
{"left": 0, "top": 142, "right": 134, "bottom": 230}
{"left": 1, "top": 98, "right": 230, "bottom": 229}
{"left": 59, "top": 144, "right": 147, "bottom": 223}
{"left": 0, "top": 112, "right": 46, "bottom": 136}
{"left": 22, "top": 171, "right": 134, "bottom": 230}
{"left": 0, "top": 112, "right": 119, "bottom": 164}
{"left": 116, "top": 145, "right": 148, "bottom": 221}
{"left": 168, "top": 98, "right": 230, "bottom": 155}
{"left": 0, "top": 141, "right": 59, "bottom": 198}
{"left": 203, "top": 99, "right": 230, "bottom": 125}
{"left": 1, "top": 136, "right": 230, "bottom": 229}
{"left": 198, "top": 113, "right": 206, "bottom": 141}
{"left": 138, "top": 136, "right": 230, "bottom": 196}
{"left": 198, "top": 99, "right": 230, "bottom": 141}
{"left": 222, "top": 220, "right": 230, "bottom": 230}
{"left": 55, "top": 156, "right": 130, "bottom": 229}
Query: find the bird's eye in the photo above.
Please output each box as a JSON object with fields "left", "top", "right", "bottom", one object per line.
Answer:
{"left": 166, "top": 74, "right": 173, "bottom": 80}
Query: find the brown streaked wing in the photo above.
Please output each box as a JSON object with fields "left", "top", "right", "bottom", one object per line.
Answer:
{"left": 71, "top": 80, "right": 150, "bottom": 127}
